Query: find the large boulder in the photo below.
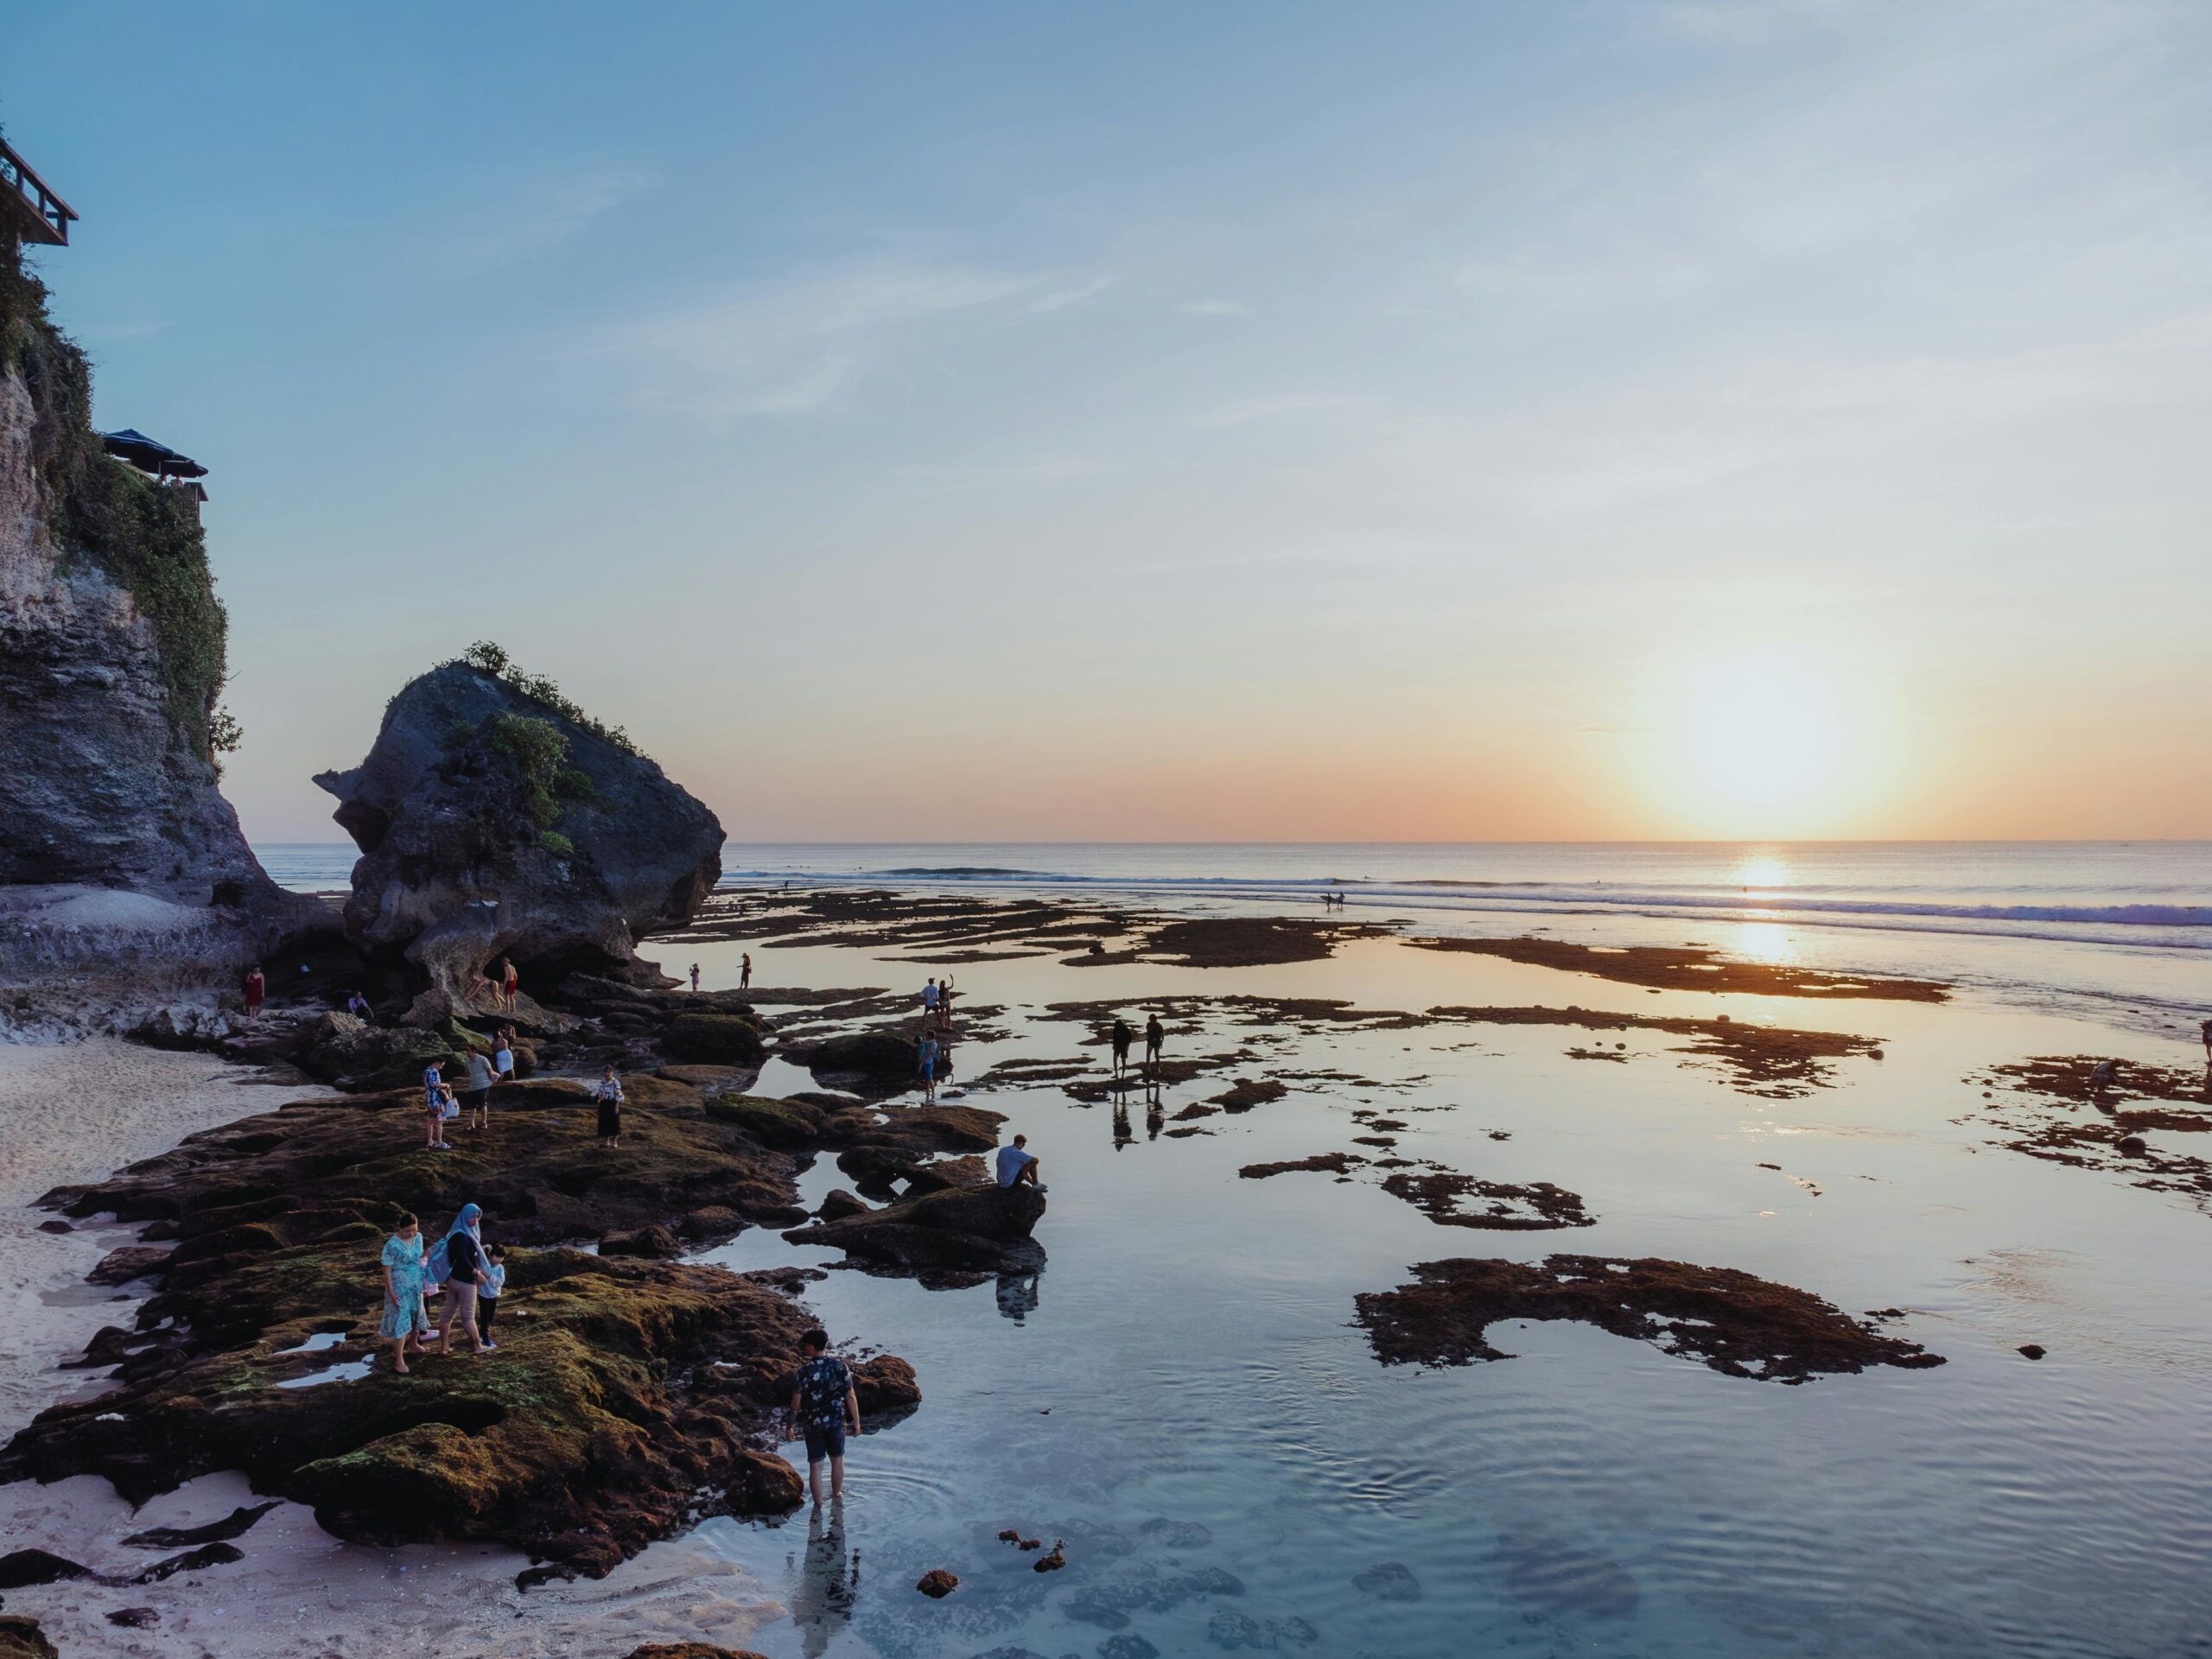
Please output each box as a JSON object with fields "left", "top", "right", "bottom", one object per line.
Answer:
{"left": 296, "top": 1011, "right": 457, "bottom": 1089}
{"left": 783, "top": 1179, "right": 1046, "bottom": 1274}
{"left": 314, "top": 659, "right": 721, "bottom": 1019}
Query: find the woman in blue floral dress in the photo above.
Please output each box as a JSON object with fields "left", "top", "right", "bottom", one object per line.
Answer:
{"left": 379, "top": 1212, "right": 430, "bottom": 1374}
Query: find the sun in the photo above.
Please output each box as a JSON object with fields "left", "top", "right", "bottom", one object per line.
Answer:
{"left": 1631, "top": 651, "right": 1889, "bottom": 836}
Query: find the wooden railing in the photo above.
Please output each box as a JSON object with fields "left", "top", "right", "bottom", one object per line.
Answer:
{"left": 1, "top": 138, "right": 77, "bottom": 247}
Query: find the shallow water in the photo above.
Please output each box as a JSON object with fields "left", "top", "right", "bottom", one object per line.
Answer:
{"left": 661, "top": 914, "right": 2212, "bottom": 1658}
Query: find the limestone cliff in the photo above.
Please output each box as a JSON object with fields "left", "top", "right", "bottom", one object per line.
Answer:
{"left": 0, "top": 237, "right": 314, "bottom": 995}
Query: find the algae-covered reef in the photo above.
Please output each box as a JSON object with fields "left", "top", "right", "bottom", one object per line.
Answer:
{"left": 2, "top": 1074, "right": 969, "bottom": 1580}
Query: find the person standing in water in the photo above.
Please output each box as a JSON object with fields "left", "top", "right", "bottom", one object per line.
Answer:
{"left": 1110, "top": 1018, "right": 1134, "bottom": 1077}
{"left": 741, "top": 952, "right": 753, "bottom": 990}
{"left": 918, "top": 1029, "right": 940, "bottom": 1103}
{"left": 1144, "top": 1012, "right": 1165, "bottom": 1076}
{"left": 788, "top": 1328, "right": 863, "bottom": 1504}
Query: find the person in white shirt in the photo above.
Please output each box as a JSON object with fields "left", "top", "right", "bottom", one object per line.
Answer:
{"left": 921, "top": 977, "right": 941, "bottom": 1014}
{"left": 995, "top": 1134, "right": 1045, "bottom": 1192}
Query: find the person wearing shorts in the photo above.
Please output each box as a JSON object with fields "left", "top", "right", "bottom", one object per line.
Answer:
{"left": 437, "top": 1218, "right": 492, "bottom": 1356}
{"left": 461, "top": 1045, "right": 496, "bottom": 1133}
{"left": 788, "top": 1328, "right": 861, "bottom": 1503}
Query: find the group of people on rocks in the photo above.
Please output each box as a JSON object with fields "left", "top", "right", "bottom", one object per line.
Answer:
{"left": 686, "top": 953, "right": 754, "bottom": 995}
{"left": 378, "top": 1202, "right": 505, "bottom": 1375}
{"left": 916, "top": 976, "right": 962, "bottom": 1102}
{"left": 416, "top": 1027, "right": 522, "bottom": 1149}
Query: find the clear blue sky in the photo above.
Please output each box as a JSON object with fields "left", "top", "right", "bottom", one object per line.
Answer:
{"left": 11, "top": 2, "right": 2210, "bottom": 840}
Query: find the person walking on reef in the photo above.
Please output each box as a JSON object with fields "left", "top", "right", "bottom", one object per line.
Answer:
{"left": 595, "top": 1065, "right": 625, "bottom": 1147}
{"left": 741, "top": 952, "right": 753, "bottom": 990}
{"left": 460, "top": 1041, "right": 497, "bottom": 1134}
{"left": 378, "top": 1212, "right": 431, "bottom": 1375}
{"left": 1144, "top": 1012, "right": 1165, "bottom": 1076}
{"left": 1110, "top": 1017, "right": 1134, "bottom": 1077}
{"left": 787, "top": 1328, "right": 863, "bottom": 1505}
{"left": 690, "top": 963, "right": 702, "bottom": 993}
{"left": 996, "top": 1132, "right": 1046, "bottom": 1192}
{"left": 243, "top": 964, "right": 265, "bottom": 1021}
{"left": 423, "top": 1060, "right": 454, "bottom": 1151}
{"left": 918, "top": 1030, "right": 940, "bottom": 1103}
{"left": 434, "top": 1204, "right": 493, "bottom": 1357}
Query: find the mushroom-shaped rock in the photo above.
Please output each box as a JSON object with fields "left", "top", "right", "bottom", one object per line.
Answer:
{"left": 315, "top": 660, "right": 721, "bottom": 1020}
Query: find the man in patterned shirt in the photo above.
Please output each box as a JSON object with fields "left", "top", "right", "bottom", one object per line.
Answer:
{"left": 788, "top": 1327, "right": 862, "bottom": 1503}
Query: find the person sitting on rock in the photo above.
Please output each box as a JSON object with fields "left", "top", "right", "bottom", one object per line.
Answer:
{"left": 786, "top": 1328, "right": 862, "bottom": 1504}
{"left": 594, "top": 1065, "right": 625, "bottom": 1147}
{"left": 346, "top": 988, "right": 373, "bottom": 1021}
{"left": 995, "top": 1133, "right": 1046, "bottom": 1193}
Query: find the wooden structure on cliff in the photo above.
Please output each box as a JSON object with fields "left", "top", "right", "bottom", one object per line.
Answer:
{"left": 1, "top": 137, "right": 77, "bottom": 247}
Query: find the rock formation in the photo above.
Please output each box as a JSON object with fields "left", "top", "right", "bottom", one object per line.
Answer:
{"left": 0, "top": 234, "right": 316, "bottom": 1005}
{"left": 315, "top": 653, "right": 722, "bottom": 1023}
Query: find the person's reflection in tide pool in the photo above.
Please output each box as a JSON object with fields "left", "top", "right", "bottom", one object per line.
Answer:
{"left": 785, "top": 1498, "right": 859, "bottom": 1659}
{"left": 1112, "top": 1099, "right": 1134, "bottom": 1149}
{"left": 996, "top": 1269, "right": 1040, "bottom": 1322}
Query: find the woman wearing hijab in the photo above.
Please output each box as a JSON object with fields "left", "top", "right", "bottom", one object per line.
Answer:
{"left": 430, "top": 1203, "right": 495, "bottom": 1356}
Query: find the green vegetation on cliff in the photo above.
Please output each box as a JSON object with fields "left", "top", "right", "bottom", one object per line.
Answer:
{"left": 2, "top": 237, "right": 238, "bottom": 767}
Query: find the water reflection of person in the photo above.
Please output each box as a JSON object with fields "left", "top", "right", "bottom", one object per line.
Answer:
{"left": 996, "top": 1269, "right": 1040, "bottom": 1321}
{"left": 1112, "top": 1100, "right": 1134, "bottom": 1150}
{"left": 787, "top": 1499, "right": 859, "bottom": 1659}
{"left": 1146, "top": 1096, "right": 1163, "bottom": 1141}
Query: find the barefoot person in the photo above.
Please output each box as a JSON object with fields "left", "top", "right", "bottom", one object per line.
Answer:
{"left": 422, "top": 1061, "right": 453, "bottom": 1151}
{"left": 1110, "top": 1018, "right": 1134, "bottom": 1077}
{"left": 996, "top": 1133, "right": 1046, "bottom": 1192}
{"left": 918, "top": 1029, "right": 940, "bottom": 1103}
{"left": 243, "top": 963, "right": 265, "bottom": 1020}
{"left": 1144, "top": 1012, "right": 1165, "bottom": 1075}
{"left": 378, "top": 1213, "right": 430, "bottom": 1374}
{"left": 499, "top": 957, "right": 519, "bottom": 1011}
{"left": 594, "top": 1065, "right": 625, "bottom": 1147}
{"left": 460, "top": 1042, "right": 497, "bottom": 1134}
{"left": 787, "top": 1328, "right": 862, "bottom": 1504}
{"left": 690, "top": 963, "right": 702, "bottom": 993}
{"left": 477, "top": 1245, "right": 506, "bottom": 1348}
{"left": 741, "top": 952, "right": 753, "bottom": 990}
{"left": 432, "top": 1204, "right": 492, "bottom": 1357}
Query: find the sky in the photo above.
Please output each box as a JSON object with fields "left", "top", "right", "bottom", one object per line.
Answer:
{"left": 10, "top": 0, "right": 2210, "bottom": 842}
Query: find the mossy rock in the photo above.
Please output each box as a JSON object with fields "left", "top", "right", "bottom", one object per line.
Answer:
{"left": 0, "top": 1616, "right": 60, "bottom": 1659}
{"left": 703, "top": 1096, "right": 827, "bottom": 1150}
{"left": 663, "top": 1014, "right": 768, "bottom": 1065}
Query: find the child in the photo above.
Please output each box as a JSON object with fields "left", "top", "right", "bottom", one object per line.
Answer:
{"left": 595, "top": 1065, "right": 624, "bottom": 1147}
{"left": 478, "top": 1244, "right": 506, "bottom": 1348}
{"left": 423, "top": 1062, "right": 453, "bottom": 1151}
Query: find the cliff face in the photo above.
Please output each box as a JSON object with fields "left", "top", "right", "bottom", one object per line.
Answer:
{"left": 316, "top": 658, "right": 723, "bottom": 1020}
{"left": 0, "top": 239, "right": 311, "bottom": 988}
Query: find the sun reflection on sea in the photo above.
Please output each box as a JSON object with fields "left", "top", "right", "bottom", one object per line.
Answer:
{"left": 1733, "top": 920, "right": 1799, "bottom": 965}
{"left": 1735, "top": 850, "right": 1791, "bottom": 892}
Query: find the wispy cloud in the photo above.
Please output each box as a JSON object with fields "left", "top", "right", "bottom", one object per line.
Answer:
{"left": 1026, "top": 276, "right": 1117, "bottom": 314}
{"left": 604, "top": 259, "right": 1109, "bottom": 417}
{"left": 427, "top": 165, "right": 658, "bottom": 282}
{"left": 1179, "top": 299, "right": 1248, "bottom": 317}
{"left": 1186, "top": 391, "right": 1383, "bottom": 429}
